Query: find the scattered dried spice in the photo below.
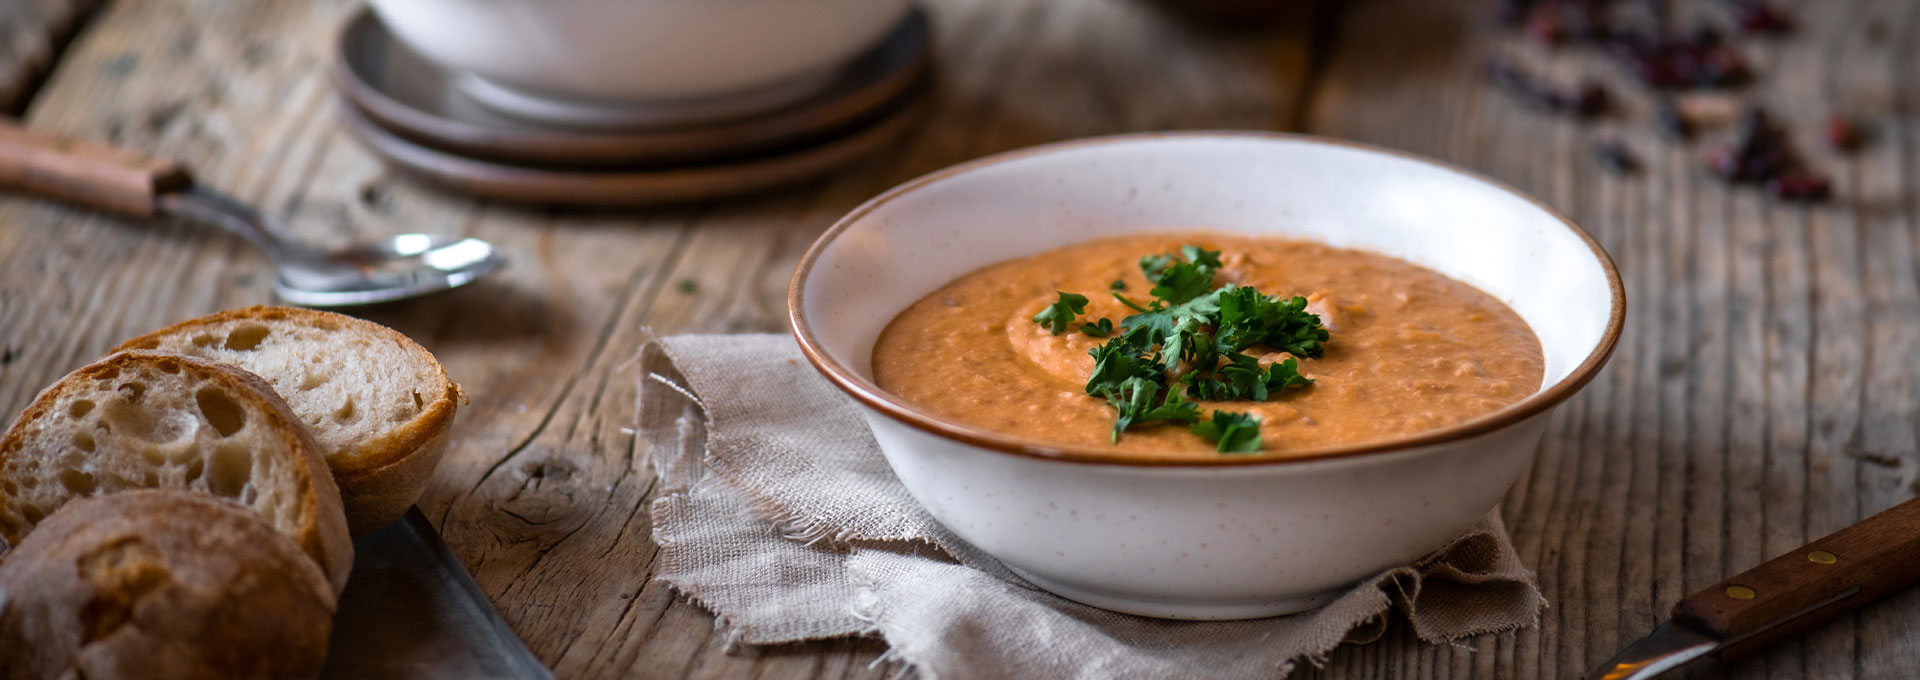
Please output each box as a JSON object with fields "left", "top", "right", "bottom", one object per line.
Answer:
{"left": 1496, "top": 0, "right": 1758, "bottom": 90}
{"left": 1527, "top": 10, "right": 1570, "bottom": 45}
{"left": 1594, "top": 139, "right": 1639, "bottom": 174}
{"left": 1726, "top": 0, "right": 1792, "bottom": 35}
{"left": 1601, "top": 30, "right": 1750, "bottom": 89}
{"left": 1763, "top": 173, "right": 1830, "bottom": 202}
{"left": 1489, "top": 0, "right": 1834, "bottom": 203}
{"left": 1703, "top": 106, "right": 1831, "bottom": 201}
{"left": 1825, "top": 116, "right": 1863, "bottom": 153}
{"left": 1484, "top": 58, "right": 1608, "bottom": 119}
{"left": 1706, "top": 106, "right": 1790, "bottom": 183}
{"left": 1654, "top": 98, "right": 1692, "bottom": 140}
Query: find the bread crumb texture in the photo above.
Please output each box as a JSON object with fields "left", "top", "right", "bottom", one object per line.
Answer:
{"left": 0, "top": 355, "right": 308, "bottom": 550}
{"left": 122, "top": 307, "right": 447, "bottom": 464}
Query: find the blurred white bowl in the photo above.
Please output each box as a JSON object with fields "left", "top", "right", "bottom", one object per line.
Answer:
{"left": 367, "top": 0, "right": 913, "bottom": 127}
{"left": 789, "top": 132, "right": 1624, "bottom": 619}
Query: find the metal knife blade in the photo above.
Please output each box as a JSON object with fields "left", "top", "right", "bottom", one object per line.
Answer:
{"left": 322, "top": 507, "right": 553, "bottom": 680}
{"left": 1583, "top": 621, "right": 1719, "bottom": 680}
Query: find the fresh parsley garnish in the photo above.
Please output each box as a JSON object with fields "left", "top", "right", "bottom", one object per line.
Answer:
{"left": 1032, "top": 291, "right": 1089, "bottom": 335}
{"left": 1084, "top": 339, "right": 1160, "bottom": 397}
{"left": 1109, "top": 279, "right": 1127, "bottom": 291}
{"left": 1191, "top": 410, "right": 1263, "bottom": 453}
{"left": 1214, "top": 286, "right": 1328, "bottom": 359}
{"left": 1105, "top": 376, "right": 1200, "bottom": 442}
{"left": 1185, "top": 355, "right": 1314, "bottom": 402}
{"left": 1069, "top": 245, "right": 1330, "bottom": 453}
{"left": 1080, "top": 318, "right": 1115, "bottom": 337}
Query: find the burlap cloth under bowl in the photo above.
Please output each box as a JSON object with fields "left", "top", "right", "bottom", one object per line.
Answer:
{"left": 638, "top": 334, "right": 1544, "bottom": 679}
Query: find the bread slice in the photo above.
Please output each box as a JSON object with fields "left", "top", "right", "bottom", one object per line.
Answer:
{"left": 0, "top": 351, "right": 353, "bottom": 594}
{"left": 0, "top": 490, "right": 336, "bottom": 680}
{"left": 115, "top": 306, "right": 462, "bottom": 535}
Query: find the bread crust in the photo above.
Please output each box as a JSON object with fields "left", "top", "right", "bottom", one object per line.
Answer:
{"left": 115, "top": 306, "right": 463, "bottom": 535}
{"left": 0, "top": 351, "right": 354, "bottom": 594}
{"left": 0, "top": 491, "right": 335, "bottom": 680}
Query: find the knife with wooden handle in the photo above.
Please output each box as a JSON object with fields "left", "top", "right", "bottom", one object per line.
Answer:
{"left": 1586, "top": 496, "right": 1920, "bottom": 680}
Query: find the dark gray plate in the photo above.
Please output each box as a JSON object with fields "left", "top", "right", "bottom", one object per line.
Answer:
{"left": 334, "top": 7, "right": 931, "bottom": 169}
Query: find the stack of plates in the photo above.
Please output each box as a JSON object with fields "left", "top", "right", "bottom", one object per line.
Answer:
{"left": 332, "top": 8, "right": 932, "bottom": 207}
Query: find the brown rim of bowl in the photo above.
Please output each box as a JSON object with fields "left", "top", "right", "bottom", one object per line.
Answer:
{"left": 788, "top": 130, "right": 1626, "bottom": 468}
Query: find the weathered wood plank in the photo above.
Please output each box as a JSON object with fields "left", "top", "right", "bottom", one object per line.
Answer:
{"left": 1303, "top": 1, "right": 1920, "bottom": 679}
{"left": 0, "top": 0, "right": 97, "bottom": 112}
{"left": 13, "top": 0, "right": 1911, "bottom": 677}
{"left": 0, "top": 0, "right": 1317, "bottom": 678}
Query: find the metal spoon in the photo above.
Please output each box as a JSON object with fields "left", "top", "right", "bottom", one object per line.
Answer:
{"left": 0, "top": 118, "right": 503, "bottom": 307}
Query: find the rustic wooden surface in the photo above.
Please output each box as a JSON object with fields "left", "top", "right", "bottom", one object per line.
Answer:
{"left": 0, "top": 0, "right": 96, "bottom": 113}
{"left": 0, "top": 0, "right": 1913, "bottom": 678}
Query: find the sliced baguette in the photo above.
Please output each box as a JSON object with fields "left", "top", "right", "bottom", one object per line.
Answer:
{"left": 115, "top": 306, "right": 462, "bottom": 535}
{"left": 0, "top": 490, "right": 335, "bottom": 680}
{"left": 0, "top": 350, "right": 353, "bottom": 594}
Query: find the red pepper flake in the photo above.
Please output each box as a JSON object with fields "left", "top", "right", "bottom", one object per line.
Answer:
{"left": 1825, "top": 116, "right": 1863, "bottom": 153}
{"left": 1728, "top": 1, "right": 1793, "bottom": 35}
{"left": 1764, "top": 173, "right": 1831, "bottom": 202}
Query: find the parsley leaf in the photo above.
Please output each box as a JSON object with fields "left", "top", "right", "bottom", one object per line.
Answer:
{"left": 1032, "top": 291, "right": 1089, "bottom": 335}
{"left": 1214, "top": 287, "right": 1329, "bottom": 358}
{"left": 1110, "top": 279, "right": 1127, "bottom": 291}
{"left": 1265, "top": 356, "right": 1313, "bottom": 390}
{"left": 1139, "top": 253, "right": 1177, "bottom": 284}
{"left": 1191, "top": 410, "right": 1262, "bottom": 453}
{"left": 1085, "top": 339, "right": 1160, "bottom": 397}
{"left": 1148, "top": 259, "right": 1216, "bottom": 305}
{"left": 1105, "top": 376, "right": 1200, "bottom": 441}
{"left": 1181, "top": 245, "right": 1224, "bottom": 269}
{"left": 1080, "top": 245, "right": 1330, "bottom": 452}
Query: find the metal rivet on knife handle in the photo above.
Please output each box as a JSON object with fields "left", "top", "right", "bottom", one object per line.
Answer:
{"left": 1725, "top": 585, "right": 1756, "bottom": 600}
{"left": 1808, "top": 550, "right": 1837, "bottom": 564}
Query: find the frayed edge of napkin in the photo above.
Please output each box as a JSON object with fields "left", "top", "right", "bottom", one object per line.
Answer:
{"left": 638, "top": 334, "right": 949, "bottom": 554}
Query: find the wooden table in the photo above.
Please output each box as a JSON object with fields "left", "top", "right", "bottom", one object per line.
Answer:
{"left": 1, "top": 0, "right": 1916, "bottom": 677}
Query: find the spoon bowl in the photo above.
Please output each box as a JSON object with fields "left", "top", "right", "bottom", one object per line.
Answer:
{"left": 273, "top": 234, "right": 504, "bottom": 307}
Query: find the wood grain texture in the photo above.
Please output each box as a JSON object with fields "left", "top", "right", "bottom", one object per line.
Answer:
{"left": 0, "top": 0, "right": 1312, "bottom": 678}
{"left": 0, "top": 0, "right": 97, "bottom": 113}
{"left": 1301, "top": 0, "right": 1920, "bottom": 678}
{"left": 1, "top": 0, "right": 1914, "bottom": 678}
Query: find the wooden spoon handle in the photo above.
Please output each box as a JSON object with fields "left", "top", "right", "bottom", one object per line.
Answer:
{"left": 0, "top": 117, "right": 193, "bottom": 217}
{"left": 1671, "top": 496, "right": 1920, "bottom": 658}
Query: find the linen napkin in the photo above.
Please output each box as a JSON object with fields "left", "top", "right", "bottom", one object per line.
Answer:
{"left": 639, "top": 334, "right": 1544, "bottom": 679}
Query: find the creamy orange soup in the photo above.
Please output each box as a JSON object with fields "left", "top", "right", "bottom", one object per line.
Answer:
{"left": 871, "top": 232, "right": 1546, "bottom": 458}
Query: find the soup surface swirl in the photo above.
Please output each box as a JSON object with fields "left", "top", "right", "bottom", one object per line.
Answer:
{"left": 871, "top": 232, "right": 1545, "bottom": 458}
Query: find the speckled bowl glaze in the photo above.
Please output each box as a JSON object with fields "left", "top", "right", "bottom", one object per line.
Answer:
{"left": 789, "top": 132, "right": 1624, "bottom": 620}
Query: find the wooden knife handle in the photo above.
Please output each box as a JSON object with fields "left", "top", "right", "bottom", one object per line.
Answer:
{"left": 1671, "top": 496, "right": 1920, "bottom": 658}
{"left": 0, "top": 117, "right": 192, "bottom": 217}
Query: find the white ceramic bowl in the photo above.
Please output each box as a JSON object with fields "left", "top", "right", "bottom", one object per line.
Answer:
{"left": 367, "top": 0, "right": 912, "bottom": 126}
{"left": 789, "top": 132, "right": 1624, "bottom": 620}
